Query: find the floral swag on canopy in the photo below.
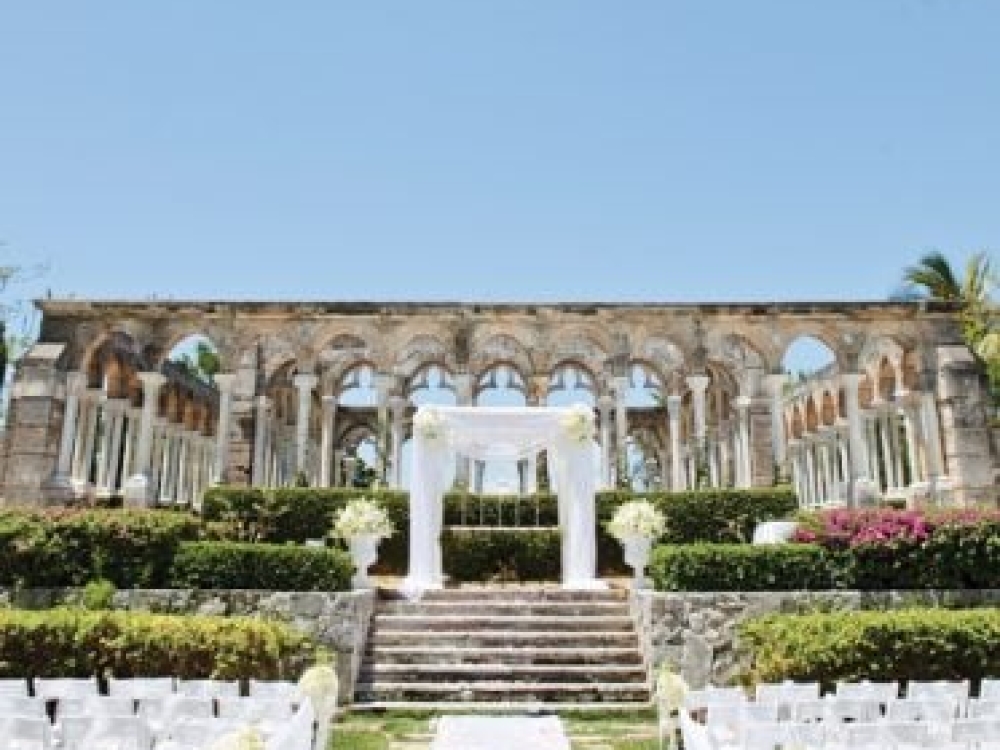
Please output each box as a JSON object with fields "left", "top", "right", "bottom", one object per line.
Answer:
{"left": 403, "top": 404, "right": 603, "bottom": 598}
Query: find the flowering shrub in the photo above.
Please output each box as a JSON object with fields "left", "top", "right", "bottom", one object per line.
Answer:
{"left": 794, "top": 508, "right": 1000, "bottom": 549}
{"left": 332, "top": 499, "right": 395, "bottom": 540}
{"left": 607, "top": 500, "right": 666, "bottom": 541}
{"left": 560, "top": 403, "right": 594, "bottom": 443}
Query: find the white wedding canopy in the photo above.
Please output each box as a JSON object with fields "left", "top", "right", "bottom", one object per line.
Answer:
{"left": 403, "top": 405, "right": 604, "bottom": 597}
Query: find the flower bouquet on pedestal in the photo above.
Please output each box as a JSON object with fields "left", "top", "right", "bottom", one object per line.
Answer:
{"left": 333, "top": 498, "right": 394, "bottom": 589}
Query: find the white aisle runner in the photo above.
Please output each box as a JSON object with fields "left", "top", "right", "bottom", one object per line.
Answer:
{"left": 430, "top": 716, "right": 571, "bottom": 750}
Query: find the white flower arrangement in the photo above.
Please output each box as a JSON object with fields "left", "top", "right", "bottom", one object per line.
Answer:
{"left": 607, "top": 500, "right": 666, "bottom": 541}
{"left": 413, "top": 406, "right": 448, "bottom": 442}
{"left": 560, "top": 403, "right": 594, "bottom": 443}
{"left": 655, "top": 663, "right": 689, "bottom": 712}
{"left": 206, "top": 725, "right": 266, "bottom": 750}
{"left": 298, "top": 662, "right": 339, "bottom": 716}
{"left": 333, "top": 498, "right": 394, "bottom": 540}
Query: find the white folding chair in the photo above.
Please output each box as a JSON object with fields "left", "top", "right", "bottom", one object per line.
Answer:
{"left": 907, "top": 679, "right": 970, "bottom": 714}
{"left": 678, "top": 711, "right": 711, "bottom": 750}
{"left": 248, "top": 680, "right": 298, "bottom": 700}
{"left": 952, "top": 718, "right": 1000, "bottom": 746}
{"left": 217, "top": 697, "right": 296, "bottom": 727}
{"left": 166, "top": 718, "right": 243, "bottom": 748}
{"left": 888, "top": 697, "right": 960, "bottom": 723}
{"left": 139, "top": 696, "right": 213, "bottom": 739}
{"left": 825, "top": 696, "right": 882, "bottom": 723}
{"left": 269, "top": 701, "right": 315, "bottom": 750}
{"left": 979, "top": 679, "right": 1000, "bottom": 700}
{"left": 967, "top": 698, "right": 1000, "bottom": 719}
{"left": 31, "top": 677, "right": 98, "bottom": 701}
{"left": 59, "top": 715, "right": 151, "bottom": 750}
{"left": 0, "top": 679, "right": 30, "bottom": 699}
{"left": 57, "top": 695, "right": 135, "bottom": 721}
{"left": 0, "top": 696, "right": 47, "bottom": 718}
{"left": 174, "top": 679, "right": 241, "bottom": 699}
{"left": 791, "top": 698, "right": 827, "bottom": 723}
{"left": 881, "top": 719, "right": 935, "bottom": 748}
{"left": 834, "top": 721, "right": 887, "bottom": 749}
{"left": 739, "top": 720, "right": 793, "bottom": 750}
{"left": 107, "top": 676, "right": 175, "bottom": 699}
{"left": 835, "top": 679, "right": 900, "bottom": 703}
{"left": 755, "top": 680, "right": 821, "bottom": 704}
{"left": 789, "top": 721, "right": 826, "bottom": 747}
{"left": 703, "top": 703, "right": 744, "bottom": 749}
{"left": 0, "top": 716, "right": 52, "bottom": 750}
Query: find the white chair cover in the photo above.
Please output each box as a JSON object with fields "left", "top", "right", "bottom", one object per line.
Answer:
{"left": 0, "top": 696, "right": 46, "bottom": 718}
{"left": 0, "top": 716, "right": 51, "bottom": 750}
{"left": 175, "top": 679, "right": 241, "bottom": 699}
{"left": 107, "top": 676, "right": 175, "bottom": 698}
{"left": 32, "top": 678, "right": 98, "bottom": 700}
{"left": 0, "top": 679, "right": 30, "bottom": 699}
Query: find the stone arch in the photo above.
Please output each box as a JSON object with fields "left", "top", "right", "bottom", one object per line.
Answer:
{"left": 394, "top": 333, "right": 453, "bottom": 380}
{"left": 469, "top": 331, "right": 535, "bottom": 380}
{"left": 775, "top": 327, "right": 845, "bottom": 370}
{"left": 638, "top": 334, "right": 687, "bottom": 375}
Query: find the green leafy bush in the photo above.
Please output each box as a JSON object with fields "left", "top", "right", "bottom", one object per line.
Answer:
{"left": 169, "top": 542, "right": 352, "bottom": 591}
{"left": 0, "top": 608, "right": 317, "bottom": 681}
{"left": 441, "top": 528, "right": 562, "bottom": 582}
{"left": 650, "top": 543, "right": 834, "bottom": 591}
{"left": 0, "top": 509, "right": 203, "bottom": 588}
{"left": 740, "top": 608, "right": 1000, "bottom": 690}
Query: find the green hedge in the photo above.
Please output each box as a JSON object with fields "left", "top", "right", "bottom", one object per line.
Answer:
{"left": 0, "top": 608, "right": 318, "bottom": 681}
{"left": 169, "top": 542, "right": 353, "bottom": 591}
{"left": 441, "top": 528, "right": 562, "bottom": 582}
{"left": 740, "top": 608, "right": 1000, "bottom": 690}
{"left": 202, "top": 485, "right": 798, "bottom": 577}
{"left": 651, "top": 543, "right": 833, "bottom": 591}
{"left": 0, "top": 510, "right": 203, "bottom": 588}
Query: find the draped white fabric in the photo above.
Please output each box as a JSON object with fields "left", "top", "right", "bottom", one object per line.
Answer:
{"left": 403, "top": 406, "right": 603, "bottom": 598}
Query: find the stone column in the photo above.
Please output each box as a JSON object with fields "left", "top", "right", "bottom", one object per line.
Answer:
{"left": 920, "top": 391, "right": 946, "bottom": 485}
{"left": 453, "top": 373, "right": 473, "bottom": 488}
{"left": 211, "top": 373, "right": 236, "bottom": 484}
{"left": 666, "top": 394, "right": 684, "bottom": 491}
{"left": 764, "top": 373, "right": 787, "bottom": 474}
{"left": 598, "top": 395, "right": 615, "bottom": 489}
{"left": 120, "top": 407, "right": 140, "bottom": 480}
{"left": 878, "top": 409, "right": 896, "bottom": 491}
{"left": 686, "top": 375, "right": 710, "bottom": 446}
{"left": 71, "top": 392, "right": 98, "bottom": 486}
{"left": 124, "top": 373, "right": 166, "bottom": 506}
{"left": 388, "top": 396, "right": 407, "bottom": 488}
{"left": 52, "top": 371, "right": 87, "bottom": 486}
{"left": 101, "top": 399, "right": 128, "bottom": 495}
{"left": 735, "top": 396, "right": 752, "bottom": 489}
{"left": 902, "top": 399, "right": 924, "bottom": 487}
{"left": 840, "top": 373, "right": 870, "bottom": 505}
{"left": 292, "top": 372, "right": 317, "bottom": 477}
{"left": 319, "top": 396, "right": 337, "bottom": 488}
{"left": 613, "top": 376, "right": 630, "bottom": 487}
{"left": 252, "top": 395, "right": 270, "bottom": 486}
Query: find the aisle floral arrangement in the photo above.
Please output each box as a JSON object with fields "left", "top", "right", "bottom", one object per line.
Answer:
{"left": 207, "top": 726, "right": 266, "bottom": 750}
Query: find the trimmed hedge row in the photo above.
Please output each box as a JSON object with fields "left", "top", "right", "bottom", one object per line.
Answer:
{"left": 0, "top": 510, "right": 353, "bottom": 591}
{"left": 651, "top": 544, "right": 833, "bottom": 591}
{"left": 170, "top": 542, "right": 352, "bottom": 591}
{"left": 0, "top": 608, "right": 318, "bottom": 681}
{"left": 441, "top": 528, "right": 562, "bottom": 582}
{"left": 740, "top": 608, "right": 1000, "bottom": 690}
{"left": 203, "top": 485, "right": 798, "bottom": 576}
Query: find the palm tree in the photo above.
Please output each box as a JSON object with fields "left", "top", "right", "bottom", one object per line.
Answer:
{"left": 902, "top": 251, "right": 995, "bottom": 344}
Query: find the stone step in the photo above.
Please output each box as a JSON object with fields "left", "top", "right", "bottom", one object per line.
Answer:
{"left": 360, "top": 663, "right": 649, "bottom": 684}
{"left": 366, "top": 645, "right": 643, "bottom": 665}
{"left": 376, "top": 600, "right": 631, "bottom": 617}
{"left": 367, "top": 629, "right": 640, "bottom": 649}
{"left": 355, "top": 681, "right": 652, "bottom": 704}
{"left": 397, "top": 588, "right": 627, "bottom": 603}
{"left": 371, "top": 614, "right": 635, "bottom": 632}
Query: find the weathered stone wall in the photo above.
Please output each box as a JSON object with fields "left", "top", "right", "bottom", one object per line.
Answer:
{"left": 0, "top": 588, "right": 376, "bottom": 704}
{"left": 633, "top": 589, "right": 1000, "bottom": 688}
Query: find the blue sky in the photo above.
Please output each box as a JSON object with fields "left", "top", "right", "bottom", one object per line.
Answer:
{"left": 1, "top": 1, "right": 998, "bottom": 307}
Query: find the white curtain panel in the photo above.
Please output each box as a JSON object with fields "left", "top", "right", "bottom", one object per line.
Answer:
{"left": 403, "top": 405, "right": 602, "bottom": 598}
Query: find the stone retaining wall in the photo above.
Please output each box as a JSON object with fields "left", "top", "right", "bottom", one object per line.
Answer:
{"left": 633, "top": 589, "right": 1000, "bottom": 689}
{"left": 0, "top": 588, "right": 376, "bottom": 703}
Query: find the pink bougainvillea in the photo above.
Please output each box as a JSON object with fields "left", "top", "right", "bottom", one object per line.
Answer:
{"left": 793, "top": 508, "right": 1000, "bottom": 549}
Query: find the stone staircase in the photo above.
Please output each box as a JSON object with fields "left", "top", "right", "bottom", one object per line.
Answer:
{"left": 354, "top": 587, "right": 651, "bottom": 710}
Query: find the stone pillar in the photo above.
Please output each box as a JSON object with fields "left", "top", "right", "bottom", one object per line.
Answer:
{"left": 686, "top": 375, "right": 710, "bottom": 446}
{"left": 252, "top": 395, "right": 270, "bottom": 486}
{"left": 903, "top": 400, "right": 924, "bottom": 487}
{"left": 72, "top": 394, "right": 96, "bottom": 486}
{"left": 735, "top": 396, "right": 752, "bottom": 489}
{"left": 389, "top": 396, "right": 407, "bottom": 488}
{"left": 212, "top": 374, "right": 236, "bottom": 484}
{"left": 120, "top": 407, "right": 140, "bottom": 480}
{"left": 453, "top": 373, "right": 473, "bottom": 488}
{"left": 597, "top": 395, "right": 614, "bottom": 489}
{"left": 292, "top": 372, "right": 317, "bottom": 476}
{"left": 124, "top": 373, "right": 166, "bottom": 506}
{"left": 51, "top": 371, "right": 87, "bottom": 487}
{"left": 840, "top": 373, "right": 870, "bottom": 505}
{"left": 613, "top": 376, "right": 630, "bottom": 487}
{"left": 920, "top": 391, "right": 946, "bottom": 486}
{"left": 473, "top": 460, "right": 486, "bottom": 494}
{"left": 764, "top": 373, "right": 787, "bottom": 473}
{"left": 100, "top": 399, "right": 128, "bottom": 495}
{"left": 319, "top": 396, "right": 337, "bottom": 488}
{"left": 666, "top": 394, "right": 684, "bottom": 491}
{"left": 864, "top": 411, "right": 883, "bottom": 493}
{"left": 878, "top": 410, "right": 896, "bottom": 491}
